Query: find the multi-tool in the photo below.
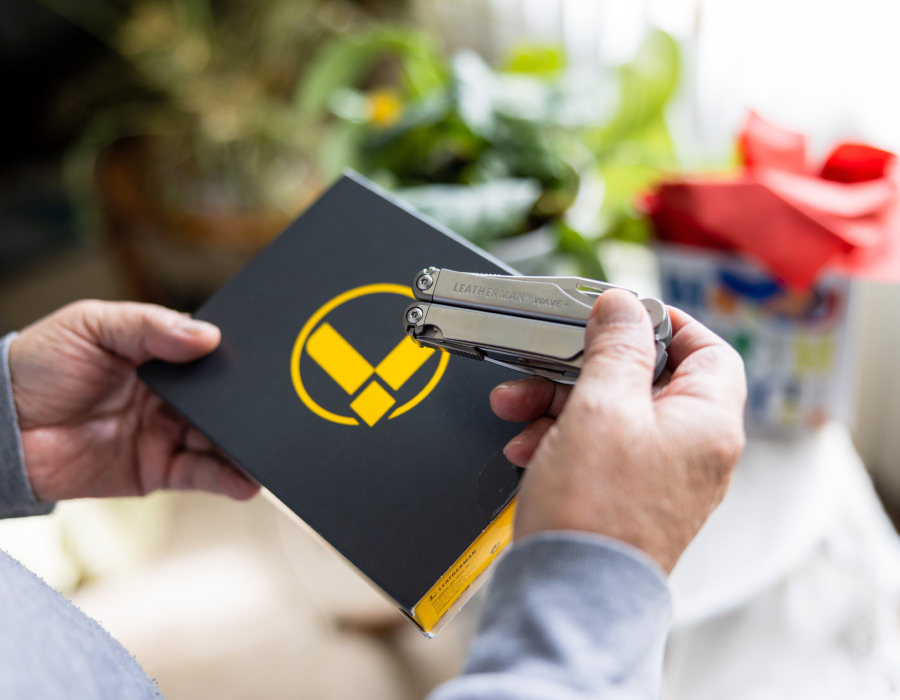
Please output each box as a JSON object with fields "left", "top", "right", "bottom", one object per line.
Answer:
{"left": 403, "top": 267, "right": 672, "bottom": 384}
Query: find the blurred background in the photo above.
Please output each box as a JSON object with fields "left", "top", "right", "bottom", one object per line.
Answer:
{"left": 3, "top": 0, "right": 900, "bottom": 698}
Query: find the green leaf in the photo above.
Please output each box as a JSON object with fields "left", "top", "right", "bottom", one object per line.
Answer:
{"left": 544, "top": 69, "right": 619, "bottom": 128}
{"left": 490, "top": 74, "right": 555, "bottom": 123}
{"left": 555, "top": 222, "right": 607, "bottom": 280}
{"left": 585, "top": 29, "right": 680, "bottom": 154}
{"left": 316, "top": 121, "right": 370, "bottom": 181}
{"left": 597, "top": 118, "right": 675, "bottom": 215}
{"left": 327, "top": 88, "right": 371, "bottom": 122}
{"left": 395, "top": 179, "right": 542, "bottom": 243}
{"left": 296, "top": 26, "right": 447, "bottom": 117}
{"left": 604, "top": 214, "right": 653, "bottom": 246}
{"left": 356, "top": 97, "right": 482, "bottom": 184}
{"left": 452, "top": 51, "right": 497, "bottom": 139}
{"left": 502, "top": 43, "right": 567, "bottom": 76}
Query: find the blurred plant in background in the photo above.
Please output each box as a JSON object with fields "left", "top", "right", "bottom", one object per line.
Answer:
{"left": 42, "top": 0, "right": 412, "bottom": 306}
{"left": 43, "top": 0, "right": 680, "bottom": 303}
{"left": 300, "top": 25, "right": 681, "bottom": 277}
{"left": 48, "top": 0, "right": 410, "bottom": 218}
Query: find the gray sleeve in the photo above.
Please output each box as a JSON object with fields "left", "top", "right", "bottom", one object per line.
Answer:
{"left": 428, "top": 532, "right": 671, "bottom": 700}
{"left": 0, "top": 333, "right": 54, "bottom": 519}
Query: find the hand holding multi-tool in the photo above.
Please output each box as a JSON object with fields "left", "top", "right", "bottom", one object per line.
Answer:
{"left": 403, "top": 267, "right": 672, "bottom": 384}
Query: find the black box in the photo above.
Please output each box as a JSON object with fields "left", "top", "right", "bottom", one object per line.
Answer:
{"left": 139, "top": 173, "right": 522, "bottom": 634}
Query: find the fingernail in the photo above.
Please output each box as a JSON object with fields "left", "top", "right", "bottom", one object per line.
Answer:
{"left": 502, "top": 437, "right": 529, "bottom": 467}
{"left": 508, "top": 432, "right": 527, "bottom": 447}
{"left": 595, "top": 290, "right": 644, "bottom": 326}
{"left": 490, "top": 378, "right": 527, "bottom": 395}
{"left": 179, "top": 318, "right": 218, "bottom": 336}
{"left": 502, "top": 438, "right": 522, "bottom": 459}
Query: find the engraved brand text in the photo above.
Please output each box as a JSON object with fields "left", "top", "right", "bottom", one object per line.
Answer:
{"left": 451, "top": 284, "right": 567, "bottom": 308}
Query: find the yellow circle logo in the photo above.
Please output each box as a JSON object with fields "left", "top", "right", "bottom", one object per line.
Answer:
{"left": 291, "top": 284, "right": 449, "bottom": 426}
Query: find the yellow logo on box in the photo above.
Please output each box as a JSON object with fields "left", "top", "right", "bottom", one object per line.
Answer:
{"left": 291, "top": 284, "right": 449, "bottom": 426}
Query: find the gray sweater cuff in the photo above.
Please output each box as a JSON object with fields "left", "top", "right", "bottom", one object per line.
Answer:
{"left": 434, "top": 531, "right": 671, "bottom": 699}
{"left": 0, "top": 333, "right": 54, "bottom": 518}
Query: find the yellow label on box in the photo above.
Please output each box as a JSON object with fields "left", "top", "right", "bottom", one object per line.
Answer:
{"left": 413, "top": 499, "right": 517, "bottom": 633}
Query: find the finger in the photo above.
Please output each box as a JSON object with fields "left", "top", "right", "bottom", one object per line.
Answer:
{"left": 503, "top": 417, "right": 555, "bottom": 467}
{"left": 167, "top": 451, "right": 260, "bottom": 500}
{"left": 140, "top": 398, "right": 259, "bottom": 500}
{"left": 70, "top": 300, "right": 221, "bottom": 366}
{"left": 184, "top": 426, "right": 215, "bottom": 453}
{"left": 663, "top": 307, "right": 747, "bottom": 410}
{"left": 666, "top": 306, "right": 725, "bottom": 367}
{"left": 570, "top": 289, "right": 656, "bottom": 408}
{"left": 490, "top": 377, "right": 572, "bottom": 422}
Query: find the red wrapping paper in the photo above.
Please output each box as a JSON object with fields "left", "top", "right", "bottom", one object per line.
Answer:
{"left": 644, "top": 112, "right": 900, "bottom": 289}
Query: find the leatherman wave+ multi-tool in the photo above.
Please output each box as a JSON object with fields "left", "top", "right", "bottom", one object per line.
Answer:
{"left": 403, "top": 267, "right": 672, "bottom": 384}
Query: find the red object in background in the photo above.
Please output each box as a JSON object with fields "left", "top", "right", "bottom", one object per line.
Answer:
{"left": 740, "top": 112, "right": 807, "bottom": 175}
{"left": 645, "top": 112, "right": 900, "bottom": 289}
{"left": 821, "top": 143, "right": 896, "bottom": 183}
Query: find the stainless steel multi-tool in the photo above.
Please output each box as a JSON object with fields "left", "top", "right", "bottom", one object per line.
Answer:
{"left": 403, "top": 267, "right": 672, "bottom": 384}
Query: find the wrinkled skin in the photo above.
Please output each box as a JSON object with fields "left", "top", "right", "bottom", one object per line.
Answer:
{"left": 489, "top": 290, "right": 747, "bottom": 574}
{"left": 9, "top": 300, "right": 258, "bottom": 503}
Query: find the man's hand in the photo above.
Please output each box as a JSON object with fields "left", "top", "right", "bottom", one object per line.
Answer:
{"left": 8, "top": 300, "right": 259, "bottom": 503}
{"left": 490, "top": 290, "right": 746, "bottom": 574}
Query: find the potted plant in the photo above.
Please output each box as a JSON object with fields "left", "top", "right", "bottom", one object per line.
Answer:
{"left": 47, "top": 0, "right": 412, "bottom": 308}
{"left": 299, "top": 25, "right": 682, "bottom": 278}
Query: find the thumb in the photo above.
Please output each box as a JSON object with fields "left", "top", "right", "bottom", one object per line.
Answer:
{"left": 73, "top": 301, "right": 221, "bottom": 366}
{"left": 573, "top": 289, "right": 657, "bottom": 404}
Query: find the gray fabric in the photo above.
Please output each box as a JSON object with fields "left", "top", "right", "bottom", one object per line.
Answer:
{"left": 0, "top": 549, "right": 163, "bottom": 699}
{"left": 428, "top": 532, "right": 671, "bottom": 700}
{"left": 0, "top": 333, "right": 54, "bottom": 518}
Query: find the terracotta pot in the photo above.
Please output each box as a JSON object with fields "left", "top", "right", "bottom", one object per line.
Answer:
{"left": 95, "top": 138, "right": 318, "bottom": 310}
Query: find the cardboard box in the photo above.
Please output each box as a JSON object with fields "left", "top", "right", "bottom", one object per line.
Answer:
{"left": 656, "top": 243, "right": 856, "bottom": 436}
{"left": 139, "top": 173, "right": 522, "bottom": 634}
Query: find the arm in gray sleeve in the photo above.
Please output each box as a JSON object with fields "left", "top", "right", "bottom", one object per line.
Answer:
{"left": 428, "top": 532, "right": 671, "bottom": 700}
{"left": 0, "top": 333, "right": 54, "bottom": 518}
